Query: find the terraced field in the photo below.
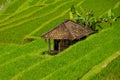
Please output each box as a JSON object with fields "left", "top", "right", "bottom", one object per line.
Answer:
{"left": 0, "top": 0, "right": 120, "bottom": 80}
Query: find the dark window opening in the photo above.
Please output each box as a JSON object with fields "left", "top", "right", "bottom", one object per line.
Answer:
{"left": 54, "top": 39, "right": 60, "bottom": 51}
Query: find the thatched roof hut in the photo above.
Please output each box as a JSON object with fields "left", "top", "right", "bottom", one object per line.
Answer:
{"left": 41, "top": 20, "right": 93, "bottom": 40}
{"left": 41, "top": 20, "right": 94, "bottom": 54}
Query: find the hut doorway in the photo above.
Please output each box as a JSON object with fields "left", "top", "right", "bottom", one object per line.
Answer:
{"left": 54, "top": 40, "right": 71, "bottom": 52}
{"left": 54, "top": 39, "right": 60, "bottom": 51}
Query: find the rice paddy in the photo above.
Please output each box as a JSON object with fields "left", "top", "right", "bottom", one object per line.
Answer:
{"left": 0, "top": 0, "right": 120, "bottom": 80}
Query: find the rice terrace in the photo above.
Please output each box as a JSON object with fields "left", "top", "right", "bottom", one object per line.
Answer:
{"left": 0, "top": 0, "right": 120, "bottom": 80}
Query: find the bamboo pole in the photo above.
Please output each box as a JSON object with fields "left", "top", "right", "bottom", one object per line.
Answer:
{"left": 48, "top": 39, "right": 51, "bottom": 53}
{"left": 58, "top": 40, "right": 61, "bottom": 52}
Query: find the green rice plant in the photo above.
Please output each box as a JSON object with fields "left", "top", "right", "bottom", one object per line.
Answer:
{"left": 1, "top": 0, "right": 118, "bottom": 42}
{"left": 0, "top": 0, "right": 15, "bottom": 11}
{"left": 80, "top": 52, "right": 120, "bottom": 80}
{"left": 0, "top": 39, "right": 47, "bottom": 65}
{"left": 112, "top": 4, "right": 120, "bottom": 17}
{"left": 33, "top": 13, "right": 69, "bottom": 36}
{"left": 0, "top": 1, "right": 119, "bottom": 80}
{"left": 89, "top": 56, "right": 120, "bottom": 80}
{"left": 0, "top": 50, "right": 51, "bottom": 80}
{"left": 0, "top": 0, "right": 45, "bottom": 23}
{"left": 14, "top": 20, "right": 120, "bottom": 80}
{"left": 44, "top": 0, "right": 55, "bottom": 4}
{"left": 0, "top": 0, "right": 27, "bottom": 20}
{"left": 0, "top": 0, "right": 58, "bottom": 27}
{"left": 0, "top": 22, "right": 119, "bottom": 80}
{"left": 0, "top": 0, "right": 15, "bottom": 5}
{"left": 0, "top": 0, "right": 15, "bottom": 19}
{"left": 0, "top": 0, "right": 66, "bottom": 28}
{"left": 0, "top": 0, "right": 78, "bottom": 44}
{"left": 12, "top": 0, "right": 44, "bottom": 14}
{"left": 80, "top": 0, "right": 119, "bottom": 17}
{"left": 24, "top": 0, "right": 85, "bottom": 38}
{"left": 0, "top": 0, "right": 84, "bottom": 28}
{"left": 0, "top": 44, "right": 20, "bottom": 56}
{"left": 43, "top": 42, "right": 120, "bottom": 80}
{"left": 28, "top": 0, "right": 41, "bottom": 6}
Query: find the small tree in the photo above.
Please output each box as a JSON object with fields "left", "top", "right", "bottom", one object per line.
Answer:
{"left": 69, "top": 6, "right": 84, "bottom": 27}
{"left": 69, "top": 6, "right": 119, "bottom": 31}
{"left": 69, "top": 6, "right": 103, "bottom": 31}
{"left": 103, "top": 9, "right": 120, "bottom": 27}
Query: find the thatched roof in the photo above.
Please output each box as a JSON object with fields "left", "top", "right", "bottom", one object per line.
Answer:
{"left": 41, "top": 20, "right": 94, "bottom": 40}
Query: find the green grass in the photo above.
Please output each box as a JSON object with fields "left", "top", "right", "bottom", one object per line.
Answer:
{"left": 0, "top": 39, "right": 51, "bottom": 80}
{"left": 0, "top": 0, "right": 45, "bottom": 24}
{"left": 0, "top": 0, "right": 83, "bottom": 44}
{"left": 0, "top": 0, "right": 27, "bottom": 19}
{"left": 0, "top": 0, "right": 66, "bottom": 28}
{"left": 0, "top": 44, "right": 20, "bottom": 56}
{"left": 80, "top": 52, "right": 120, "bottom": 80}
{"left": 0, "top": 39, "right": 47, "bottom": 64}
{"left": 43, "top": 46, "right": 120, "bottom": 80}
{"left": 0, "top": 55, "right": 45, "bottom": 80}
{"left": 0, "top": 0, "right": 118, "bottom": 44}
{"left": 0, "top": 0, "right": 60, "bottom": 26}
{"left": 89, "top": 56, "right": 120, "bottom": 80}
{"left": 0, "top": 0, "right": 15, "bottom": 8}
{"left": 33, "top": 13, "right": 69, "bottom": 36}
{"left": 0, "top": 0, "right": 120, "bottom": 80}
{"left": 81, "top": 0, "right": 119, "bottom": 17}
{"left": 44, "top": 0, "right": 55, "bottom": 4}
{"left": 0, "top": 0, "right": 15, "bottom": 18}
{"left": 7, "top": 22, "right": 119, "bottom": 80}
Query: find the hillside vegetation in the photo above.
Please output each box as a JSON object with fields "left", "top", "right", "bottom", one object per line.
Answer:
{"left": 0, "top": 0, "right": 120, "bottom": 80}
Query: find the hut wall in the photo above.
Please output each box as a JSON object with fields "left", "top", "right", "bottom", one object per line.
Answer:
{"left": 59, "top": 40, "right": 70, "bottom": 51}
{"left": 54, "top": 39, "right": 80, "bottom": 52}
